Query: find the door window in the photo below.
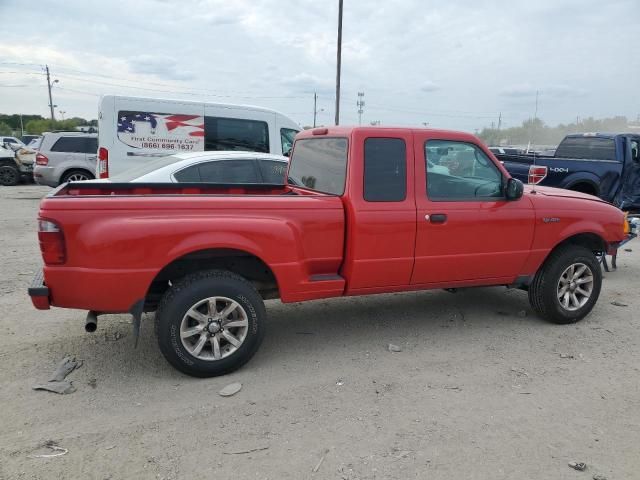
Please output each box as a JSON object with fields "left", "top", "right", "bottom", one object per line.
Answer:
{"left": 259, "top": 160, "right": 288, "bottom": 184}
{"left": 425, "top": 140, "right": 503, "bottom": 200}
{"left": 631, "top": 140, "right": 639, "bottom": 163}
{"left": 364, "top": 138, "right": 406, "bottom": 202}
{"left": 198, "top": 159, "right": 259, "bottom": 183}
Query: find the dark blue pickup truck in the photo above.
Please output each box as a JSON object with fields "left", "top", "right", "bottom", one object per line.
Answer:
{"left": 494, "top": 133, "right": 640, "bottom": 211}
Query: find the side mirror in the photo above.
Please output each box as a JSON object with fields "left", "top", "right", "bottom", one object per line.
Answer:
{"left": 505, "top": 178, "right": 524, "bottom": 200}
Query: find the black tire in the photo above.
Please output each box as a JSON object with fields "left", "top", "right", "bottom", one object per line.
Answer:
{"left": 528, "top": 246, "right": 602, "bottom": 324}
{"left": 156, "top": 270, "right": 266, "bottom": 377}
{"left": 0, "top": 162, "right": 20, "bottom": 186}
{"left": 60, "top": 169, "right": 94, "bottom": 184}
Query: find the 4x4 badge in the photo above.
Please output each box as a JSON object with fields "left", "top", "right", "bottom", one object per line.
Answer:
{"left": 543, "top": 217, "right": 560, "bottom": 223}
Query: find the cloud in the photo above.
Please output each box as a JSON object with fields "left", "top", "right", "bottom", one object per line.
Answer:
{"left": 421, "top": 81, "right": 441, "bottom": 93}
{"left": 128, "top": 55, "right": 195, "bottom": 81}
{"left": 500, "top": 84, "right": 589, "bottom": 99}
{"left": 282, "top": 73, "right": 334, "bottom": 95}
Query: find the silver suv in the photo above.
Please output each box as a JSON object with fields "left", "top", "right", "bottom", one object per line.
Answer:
{"left": 34, "top": 132, "right": 97, "bottom": 187}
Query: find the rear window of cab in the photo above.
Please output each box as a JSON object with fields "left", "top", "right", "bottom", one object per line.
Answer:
{"left": 288, "top": 138, "right": 348, "bottom": 195}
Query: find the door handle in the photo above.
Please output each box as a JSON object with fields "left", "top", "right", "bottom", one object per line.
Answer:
{"left": 426, "top": 213, "right": 447, "bottom": 224}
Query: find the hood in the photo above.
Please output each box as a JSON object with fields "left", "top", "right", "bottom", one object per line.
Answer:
{"left": 524, "top": 185, "right": 608, "bottom": 204}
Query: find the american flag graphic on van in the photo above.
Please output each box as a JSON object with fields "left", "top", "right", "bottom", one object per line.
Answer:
{"left": 117, "top": 111, "right": 206, "bottom": 152}
{"left": 117, "top": 112, "right": 205, "bottom": 137}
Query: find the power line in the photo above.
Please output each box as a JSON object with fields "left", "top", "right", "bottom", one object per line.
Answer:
{"left": 0, "top": 66, "right": 308, "bottom": 99}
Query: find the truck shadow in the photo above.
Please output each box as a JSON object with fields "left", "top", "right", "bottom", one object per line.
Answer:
{"left": 254, "top": 286, "right": 542, "bottom": 366}
{"left": 40, "top": 286, "right": 547, "bottom": 382}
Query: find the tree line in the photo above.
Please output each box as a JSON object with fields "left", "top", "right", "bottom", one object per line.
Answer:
{"left": 478, "top": 116, "right": 635, "bottom": 147}
{"left": 0, "top": 114, "right": 98, "bottom": 136}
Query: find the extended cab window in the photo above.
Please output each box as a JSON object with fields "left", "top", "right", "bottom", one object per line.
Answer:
{"left": 288, "top": 138, "right": 348, "bottom": 195}
{"left": 555, "top": 136, "right": 617, "bottom": 161}
{"left": 205, "top": 117, "right": 269, "bottom": 153}
{"left": 364, "top": 138, "right": 406, "bottom": 202}
{"left": 425, "top": 140, "right": 503, "bottom": 201}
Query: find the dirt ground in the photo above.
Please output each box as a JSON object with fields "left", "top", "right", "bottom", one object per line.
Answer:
{"left": 0, "top": 184, "right": 638, "bottom": 480}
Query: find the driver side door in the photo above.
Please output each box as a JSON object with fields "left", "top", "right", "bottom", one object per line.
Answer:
{"left": 411, "top": 135, "right": 535, "bottom": 285}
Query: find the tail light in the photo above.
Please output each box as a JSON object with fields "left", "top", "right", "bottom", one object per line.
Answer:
{"left": 38, "top": 219, "right": 66, "bottom": 265}
{"left": 528, "top": 165, "right": 548, "bottom": 185}
{"left": 35, "top": 153, "right": 49, "bottom": 165}
{"left": 98, "top": 147, "right": 109, "bottom": 178}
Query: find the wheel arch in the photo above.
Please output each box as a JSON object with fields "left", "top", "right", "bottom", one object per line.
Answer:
{"left": 59, "top": 167, "right": 94, "bottom": 185}
{"left": 145, "top": 247, "right": 280, "bottom": 310}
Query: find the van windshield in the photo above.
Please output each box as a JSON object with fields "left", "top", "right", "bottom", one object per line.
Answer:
{"left": 108, "top": 155, "right": 181, "bottom": 182}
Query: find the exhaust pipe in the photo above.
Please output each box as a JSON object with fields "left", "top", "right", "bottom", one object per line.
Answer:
{"left": 85, "top": 311, "right": 98, "bottom": 333}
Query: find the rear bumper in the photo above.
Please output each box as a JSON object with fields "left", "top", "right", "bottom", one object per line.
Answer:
{"left": 28, "top": 270, "right": 51, "bottom": 310}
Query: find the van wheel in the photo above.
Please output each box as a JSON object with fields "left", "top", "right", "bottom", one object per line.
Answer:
{"left": 0, "top": 162, "right": 20, "bottom": 186}
{"left": 528, "top": 246, "right": 602, "bottom": 324}
{"left": 61, "top": 169, "right": 94, "bottom": 184}
{"left": 155, "top": 270, "right": 266, "bottom": 377}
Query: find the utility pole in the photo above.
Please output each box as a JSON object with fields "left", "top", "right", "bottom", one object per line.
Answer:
{"left": 335, "top": 0, "right": 343, "bottom": 126}
{"left": 357, "top": 92, "right": 365, "bottom": 125}
{"left": 313, "top": 92, "right": 318, "bottom": 128}
{"left": 19, "top": 114, "right": 24, "bottom": 137}
{"left": 45, "top": 65, "right": 55, "bottom": 122}
{"left": 497, "top": 112, "right": 502, "bottom": 130}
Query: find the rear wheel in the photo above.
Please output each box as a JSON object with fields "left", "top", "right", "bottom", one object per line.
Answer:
{"left": 61, "top": 169, "right": 94, "bottom": 184}
{"left": 156, "top": 270, "right": 266, "bottom": 377}
{"left": 0, "top": 162, "right": 20, "bottom": 186}
{"left": 528, "top": 246, "right": 602, "bottom": 324}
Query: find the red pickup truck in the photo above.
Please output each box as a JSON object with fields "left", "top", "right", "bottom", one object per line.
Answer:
{"left": 29, "top": 127, "right": 627, "bottom": 377}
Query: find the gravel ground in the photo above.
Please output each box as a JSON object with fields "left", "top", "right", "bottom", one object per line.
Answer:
{"left": 1, "top": 185, "right": 639, "bottom": 480}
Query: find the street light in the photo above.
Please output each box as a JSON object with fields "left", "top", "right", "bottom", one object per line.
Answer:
{"left": 59, "top": 110, "right": 66, "bottom": 120}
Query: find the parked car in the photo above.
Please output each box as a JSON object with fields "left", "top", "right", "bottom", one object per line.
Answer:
{"left": 29, "top": 126, "right": 628, "bottom": 377}
{"left": 21, "top": 134, "right": 41, "bottom": 145}
{"left": 97, "top": 94, "right": 300, "bottom": 178}
{"left": 33, "top": 132, "right": 98, "bottom": 187}
{"left": 27, "top": 137, "right": 43, "bottom": 149}
{"left": 0, "top": 136, "right": 25, "bottom": 148}
{"left": 102, "top": 151, "right": 289, "bottom": 184}
{"left": 489, "top": 146, "right": 523, "bottom": 156}
{"left": 495, "top": 133, "right": 640, "bottom": 211}
{"left": 0, "top": 143, "right": 34, "bottom": 186}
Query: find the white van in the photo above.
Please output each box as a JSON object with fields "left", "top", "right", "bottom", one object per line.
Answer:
{"left": 97, "top": 95, "right": 301, "bottom": 178}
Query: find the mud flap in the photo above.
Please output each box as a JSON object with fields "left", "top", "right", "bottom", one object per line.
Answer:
{"left": 129, "top": 300, "right": 145, "bottom": 348}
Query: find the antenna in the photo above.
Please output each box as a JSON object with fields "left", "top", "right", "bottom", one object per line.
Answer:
{"left": 529, "top": 90, "right": 539, "bottom": 194}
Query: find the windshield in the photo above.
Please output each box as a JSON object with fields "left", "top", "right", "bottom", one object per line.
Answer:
{"left": 108, "top": 155, "right": 181, "bottom": 182}
{"left": 280, "top": 128, "right": 298, "bottom": 155}
{"left": 288, "top": 137, "right": 348, "bottom": 195}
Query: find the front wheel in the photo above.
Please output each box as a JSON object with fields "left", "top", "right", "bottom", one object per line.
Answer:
{"left": 156, "top": 270, "right": 266, "bottom": 377}
{"left": 528, "top": 246, "right": 602, "bottom": 324}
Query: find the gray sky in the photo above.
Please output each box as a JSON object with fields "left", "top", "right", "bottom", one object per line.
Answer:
{"left": 0, "top": 0, "right": 637, "bottom": 132}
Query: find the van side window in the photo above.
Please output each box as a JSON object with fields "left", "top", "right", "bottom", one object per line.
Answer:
{"left": 364, "top": 138, "right": 407, "bottom": 202}
{"left": 205, "top": 117, "right": 269, "bottom": 153}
